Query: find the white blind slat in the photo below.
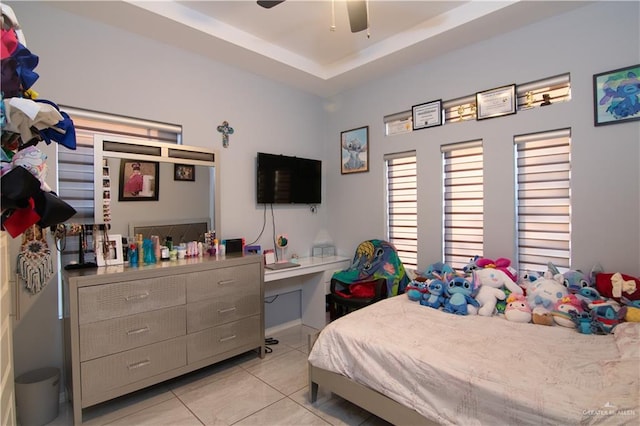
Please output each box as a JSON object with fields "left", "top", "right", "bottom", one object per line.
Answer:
{"left": 443, "top": 141, "right": 483, "bottom": 270}
{"left": 386, "top": 152, "right": 418, "bottom": 270}
{"left": 516, "top": 128, "right": 571, "bottom": 274}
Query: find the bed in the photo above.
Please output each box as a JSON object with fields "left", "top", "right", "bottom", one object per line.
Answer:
{"left": 308, "top": 296, "right": 640, "bottom": 425}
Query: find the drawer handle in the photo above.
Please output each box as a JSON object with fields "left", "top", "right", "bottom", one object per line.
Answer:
{"left": 127, "top": 326, "right": 150, "bottom": 336}
{"left": 218, "top": 279, "right": 235, "bottom": 286}
{"left": 218, "top": 307, "right": 237, "bottom": 314}
{"left": 125, "top": 292, "right": 149, "bottom": 301}
{"left": 127, "top": 359, "right": 151, "bottom": 370}
{"left": 219, "top": 334, "right": 236, "bottom": 343}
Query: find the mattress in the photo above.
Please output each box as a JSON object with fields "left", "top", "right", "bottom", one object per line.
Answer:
{"left": 308, "top": 296, "right": 640, "bottom": 425}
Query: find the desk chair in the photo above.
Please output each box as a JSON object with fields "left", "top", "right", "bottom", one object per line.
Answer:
{"left": 328, "top": 239, "right": 409, "bottom": 321}
{"left": 329, "top": 277, "right": 387, "bottom": 320}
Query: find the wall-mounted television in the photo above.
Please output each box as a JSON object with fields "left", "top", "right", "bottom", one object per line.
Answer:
{"left": 256, "top": 152, "right": 321, "bottom": 204}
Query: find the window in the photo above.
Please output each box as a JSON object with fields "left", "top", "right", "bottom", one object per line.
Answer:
{"left": 444, "top": 73, "right": 571, "bottom": 123}
{"left": 383, "top": 110, "right": 412, "bottom": 136}
{"left": 385, "top": 151, "right": 417, "bottom": 269}
{"left": 515, "top": 128, "right": 571, "bottom": 274}
{"left": 442, "top": 141, "right": 483, "bottom": 270}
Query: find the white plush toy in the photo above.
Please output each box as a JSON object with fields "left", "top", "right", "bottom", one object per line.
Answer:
{"left": 474, "top": 268, "right": 524, "bottom": 316}
{"left": 526, "top": 271, "right": 568, "bottom": 311}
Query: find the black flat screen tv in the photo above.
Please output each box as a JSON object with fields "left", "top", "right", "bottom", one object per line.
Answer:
{"left": 256, "top": 152, "right": 321, "bottom": 204}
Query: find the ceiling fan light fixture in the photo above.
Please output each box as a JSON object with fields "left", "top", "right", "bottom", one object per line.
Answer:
{"left": 346, "top": 0, "right": 368, "bottom": 33}
{"left": 257, "top": 1, "right": 285, "bottom": 9}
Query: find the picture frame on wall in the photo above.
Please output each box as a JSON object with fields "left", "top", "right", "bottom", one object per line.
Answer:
{"left": 174, "top": 164, "right": 195, "bottom": 181}
{"left": 593, "top": 64, "right": 640, "bottom": 126}
{"left": 412, "top": 99, "right": 443, "bottom": 130}
{"left": 340, "top": 125, "right": 369, "bottom": 174}
{"left": 95, "top": 233, "right": 124, "bottom": 266}
{"left": 118, "top": 159, "right": 159, "bottom": 201}
{"left": 476, "top": 84, "right": 517, "bottom": 120}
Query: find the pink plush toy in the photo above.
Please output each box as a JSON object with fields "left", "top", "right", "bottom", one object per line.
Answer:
{"left": 551, "top": 294, "right": 584, "bottom": 328}
{"left": 505, "top": 293, "right": 531, "bottom": 323}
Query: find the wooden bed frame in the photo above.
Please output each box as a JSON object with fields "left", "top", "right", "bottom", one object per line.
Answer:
{"left": 308, "top": 334, "right": 436, "bottom": 426}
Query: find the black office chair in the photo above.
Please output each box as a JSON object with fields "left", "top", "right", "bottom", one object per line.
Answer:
{"left": 328, "top": 277, "right": 387, "bottom": 321}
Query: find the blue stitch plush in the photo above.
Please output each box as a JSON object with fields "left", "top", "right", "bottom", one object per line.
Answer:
{"left": 406, "top": 280, "right": 428, "bottom": 302}
{"left": 421, "top": 262, "right": 455, "bottom": 280}
{"left": 443, "top": 275, "right": 479, "bottom": 315}
{"left": 420, "top": 279, "right": 446, "bottom": 309}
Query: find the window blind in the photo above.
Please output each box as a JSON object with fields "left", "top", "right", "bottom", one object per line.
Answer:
{"left": 515, "top": 128, "right": 571, "bottom": 274}
{"left": 385, "top": 151, "right": 418, "bottom": 269}
{"left": 442, "top": 140, "right": 483, "bottom": 270}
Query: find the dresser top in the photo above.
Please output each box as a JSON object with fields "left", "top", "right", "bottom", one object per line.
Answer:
{"left": 63, "top": 253, "right": 263, "bottom": 285}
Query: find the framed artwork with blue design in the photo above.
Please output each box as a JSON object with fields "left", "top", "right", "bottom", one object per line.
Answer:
{"left": 340, "top": 126, "right": 369, "bottom": 174}
{"left": 593, "top": 64, "right": 640, "bottom": 126}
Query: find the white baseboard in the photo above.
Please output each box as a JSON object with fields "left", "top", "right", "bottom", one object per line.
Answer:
{"left": 265, "top": 319, "right": 302, "bottom": 336}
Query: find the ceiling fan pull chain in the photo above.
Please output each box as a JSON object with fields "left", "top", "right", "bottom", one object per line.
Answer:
{"left": 366, "top": 0, "right": 370, "bottom": 38}
{"left": 330, "top": 0, "right": 336, "bottom": 32}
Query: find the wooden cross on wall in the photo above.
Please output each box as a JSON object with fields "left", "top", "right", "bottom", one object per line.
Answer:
{"left": 216, "top": 121, "right": 234, "bottom": 148}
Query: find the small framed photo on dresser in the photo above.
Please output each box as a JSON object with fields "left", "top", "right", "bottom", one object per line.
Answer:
{"left": 95, "top": 233, "right": 124, "bottom": 267}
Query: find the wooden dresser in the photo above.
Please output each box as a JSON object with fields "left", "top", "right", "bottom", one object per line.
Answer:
{"left": 62, "top": 254, "right": 264, "bottom": 424}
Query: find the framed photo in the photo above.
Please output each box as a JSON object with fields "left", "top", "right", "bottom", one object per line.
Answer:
{"left": 412, "top": 99, "right": 443, "bottom": 130}
{"left": 95, "top": 233, "right": 124, "bottom": 266}
{"left": 174, "top": 164, "right": 195, "bottom": 181}
{"left": 118, "top": 159, "right": 159, "bottom": 201}
{"left": 340, "top": 125, "right": 369, "bottom": 174}
{"left": 476, "top": 84, "right": 517, "bottom": 120}
{"left": 593, "top": 64, "right": 640, "bottom": 126}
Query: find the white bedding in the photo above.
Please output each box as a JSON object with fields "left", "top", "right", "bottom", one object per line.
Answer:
{"left": 308, "top": 296, "right": 640, "bottom": 425}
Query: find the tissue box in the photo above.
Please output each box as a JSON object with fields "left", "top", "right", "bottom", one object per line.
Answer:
{"left": 312, "top": 244, "right": 335, "bottom": 257}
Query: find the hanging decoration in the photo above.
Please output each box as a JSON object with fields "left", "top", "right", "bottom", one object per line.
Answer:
{"left": 216, "top": 121, "right": 234, "bottom": 148}
{"left": 16, "top": 224, "right": 53, "bottom": 294}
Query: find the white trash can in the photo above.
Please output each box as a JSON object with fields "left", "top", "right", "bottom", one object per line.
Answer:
{"left": 15, "top": 367, "right": 60, "bottom": 426}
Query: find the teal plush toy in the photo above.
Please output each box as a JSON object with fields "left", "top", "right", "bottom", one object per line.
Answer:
{"left": 406, "top": 280, "right": 428, "bottom": 302}
{"left": 421, "top": 262, "right": 455, "bottom": 280}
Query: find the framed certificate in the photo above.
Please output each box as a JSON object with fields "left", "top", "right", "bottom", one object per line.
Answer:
{"left": 412, "top": 99, "right": 443, "bottom": 130}
{"left": 476, "top": 84, "right": 517, "bottom": 120}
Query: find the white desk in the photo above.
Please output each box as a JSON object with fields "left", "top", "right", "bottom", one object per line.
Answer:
{"left": 264, "top": 256, "right": 350, "bottom": 330}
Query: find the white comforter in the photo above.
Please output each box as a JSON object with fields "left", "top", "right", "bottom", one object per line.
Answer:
{"left": 308, "top": 296, "right": 640, "bottom": 425}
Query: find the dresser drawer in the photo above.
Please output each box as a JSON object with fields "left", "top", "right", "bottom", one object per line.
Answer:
{"left": 81, "top": 336, "right": 186, "bottom": 401}
{"left": 78, "top": 275, "right": 186, "bottom": 324}
{"left": 186, "top": 263, "right": 260, "bottom": 303}
{"left": 80, "top": 306, "right": 186, "bottom": 362}
{"left": 187, "top": 315, "right": 261, "bottom": 364}
{"left": 187, "top": 288, "right": 260, "bottom": 333}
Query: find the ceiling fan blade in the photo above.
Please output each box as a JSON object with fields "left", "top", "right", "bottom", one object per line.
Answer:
{"left": 257, "top": 1, "right": 285, "bottom": 9}
{"left": 346, "top": 0, "right": 368, "bottom": 33}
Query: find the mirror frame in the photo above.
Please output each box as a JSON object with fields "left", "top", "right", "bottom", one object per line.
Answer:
{"left": 93, "top": 134, "right": 220, "bottom": 239}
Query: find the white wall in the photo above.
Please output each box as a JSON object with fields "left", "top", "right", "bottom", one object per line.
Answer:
{"left": 6, "top": 1, "right": 640, "bottom": 380}
{"left": 325, "top": 1, "right": 640, "bottom": 277}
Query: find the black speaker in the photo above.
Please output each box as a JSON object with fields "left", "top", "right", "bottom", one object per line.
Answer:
{"left": 225, "top": 238, "right": 244, "bottom": 254}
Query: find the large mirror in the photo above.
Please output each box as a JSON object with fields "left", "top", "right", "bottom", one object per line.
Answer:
{"left": 94, "top": 135, "right": 219, "bottom": 246}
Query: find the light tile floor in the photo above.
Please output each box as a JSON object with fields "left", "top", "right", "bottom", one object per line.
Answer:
{"left": 46, "top": 324, "right": 392, "bottom": 426}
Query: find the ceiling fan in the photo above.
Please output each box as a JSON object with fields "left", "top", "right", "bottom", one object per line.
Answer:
{"left": 257, "top": 0, "right": 369, "bottom": 33}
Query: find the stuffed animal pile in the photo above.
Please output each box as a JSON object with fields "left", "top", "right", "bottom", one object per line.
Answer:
{"left": 406, "top": 257, "right": 640, "bottom": 335}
